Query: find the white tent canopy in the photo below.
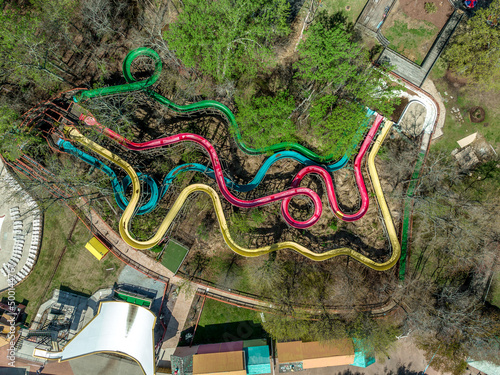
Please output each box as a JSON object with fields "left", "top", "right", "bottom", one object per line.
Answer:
{"left": 34, "top": 301, "right": 156, "bottom": 375}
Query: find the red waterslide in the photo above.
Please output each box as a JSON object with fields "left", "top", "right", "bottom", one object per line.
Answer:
{"left": 79, "top": 113, "right": 383, "bottom": 228}
{"left": 283, "top": 114, "right": 384, "bottom": 221}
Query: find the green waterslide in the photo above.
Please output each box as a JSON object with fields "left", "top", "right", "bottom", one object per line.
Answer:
{"left": 399, "top": 151, "right": 425, "bottom": 280}
{"left": 74, "top": 47, "right": 358, "bottom": 163}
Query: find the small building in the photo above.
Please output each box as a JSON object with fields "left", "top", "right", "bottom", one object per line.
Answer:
{"left": 245, "top": 345, "right": 271, "bottom": 375}
{"left": 174, "top": 340, "right": 271, "bottom": 375}
{"left": 197, "top": 341, "right": 244, "bottom": 354}
{"left": 457, "top": 132, "right": 479, "bottom": 148}
{"left": 276, "top": 341, "right": 303, "bottom": 364}
{"left": 301, "top": 340, "right": 355, "bottom": 369}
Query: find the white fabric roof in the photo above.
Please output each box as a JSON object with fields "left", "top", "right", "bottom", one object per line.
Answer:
{"left": 34, "top": 301, "right": 156, "bottom": 375}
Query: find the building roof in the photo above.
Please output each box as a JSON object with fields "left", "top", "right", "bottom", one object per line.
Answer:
{"left": 278, "top": 340, "right": 356, "bottom": 368}
{"left": 173, "top": 345, "right": 199, "bottom": 358}
{"left": 197, "top": 341, "right": 243, "bottom": 354}
{"left": 277, "top": 341, "right": 303, "bottom": 363}
{"left": 192, "top": 351, "right": 246, "bottom": 375}
{"left": 245, "top": 346, "right": 271, "bottom": 375}
{"left": 33, "top": 301, "right": 156, "bottom": 375}
{"left": 301, "top": 339, "right": 354, "bottom": 359}
{"left": 352, "top": 338, "right": 375, "bottom": 368}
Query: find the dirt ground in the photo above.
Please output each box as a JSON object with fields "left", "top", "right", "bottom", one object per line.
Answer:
{"left": 381, "top": 0, "right": 453, "bottom": 62}
{"left": 399, "top": 0, "right": 454, "bottom": 29}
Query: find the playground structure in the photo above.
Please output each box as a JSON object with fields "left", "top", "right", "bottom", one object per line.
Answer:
{"left": 20, "top": 48, "right": 402, "bottom": 271}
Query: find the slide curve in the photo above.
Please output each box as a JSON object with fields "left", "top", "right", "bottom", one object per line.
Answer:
{"left": 57, "top": 139, "right": 159, "bottom": 215}
{"left": 74, "top": 47, "right": 372, "bottom": 164}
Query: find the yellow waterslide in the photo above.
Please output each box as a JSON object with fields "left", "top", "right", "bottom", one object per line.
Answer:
{"left": 65, "top": 121, "right": 400, "bottom": 271}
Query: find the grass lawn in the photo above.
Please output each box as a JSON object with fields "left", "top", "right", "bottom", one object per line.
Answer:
{"left": 431, "top": 78, "right": 500, "bottom": 153}
{"left": 384, "top": 16, "right": 438, "bottom": 64}
{"left": 0, "top": 203, "right": 124, "bottom": 323}
{"left": 193, "top": 298, "right": 265, "bottom": 344}
{"left": 321, "top": 0, "right": 367, "bottom": 24}
{"left": 161, "top": 240, "right": 188, "bottom": 274}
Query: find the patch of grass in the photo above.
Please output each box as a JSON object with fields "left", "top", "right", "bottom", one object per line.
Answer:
{"left": 424, "top": 2, "right": 437, "bottom": 14}
{"left": 199, "top": 298, "right": 260, "bottom": 325}
{"left": 430, "top": 57, "right": 447, "bottom": 80}
{"left": 321, "top": 0, "right": 367, "bottom": 24}
{"left": 194, "top": 298, "right": 265, "bottom": 344}
{"left": 329, "top": 220, "right": 338, "bottom": 231}
{"left": 431, "top": 81, "right": 500, "bottom": 153}
{"left": 384, "top": 16, "right": 438, "bottom": 64}
{"left": 0, "top": 203, "right": 124, "bottom": 323}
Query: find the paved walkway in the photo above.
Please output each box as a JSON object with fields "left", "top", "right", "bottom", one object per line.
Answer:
{"left": 161, "top": 287, "right": 196, "bottom": 349}
{"left": 378, "top": 9, "right": 464, "bottom": 87}
{"left": 421, "top": 79, "right": 446, "bottom": 140}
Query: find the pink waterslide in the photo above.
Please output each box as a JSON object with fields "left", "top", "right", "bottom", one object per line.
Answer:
{"left": 81, "top": 115, "right": 321, "bottom": 228}
{"left": 80, "top": 113, "right": 383, "bottom": 227}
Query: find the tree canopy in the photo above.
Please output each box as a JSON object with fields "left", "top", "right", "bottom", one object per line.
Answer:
{"left": 165, "top": 0, "right": 290, "bottom": 82}
{"left": 235, "top": 91, "right": 297, "bottom": 149}
{"left": 445, "top": 0, "right": 500, "bottom": 89}
{"left": 293, "top": 11, "right": 400, "bottom": 156}
{"left": 294, "top": 13, "right": 362, "bottom": 86}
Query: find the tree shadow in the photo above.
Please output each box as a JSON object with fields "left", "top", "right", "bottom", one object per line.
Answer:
{"left": 191, "top": 321, "right": 265, "bottom": 345}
